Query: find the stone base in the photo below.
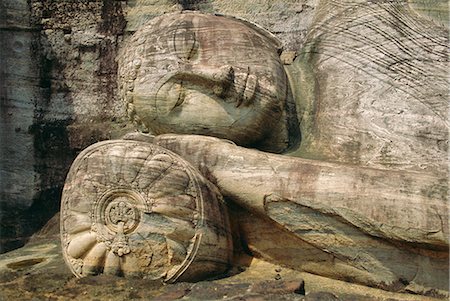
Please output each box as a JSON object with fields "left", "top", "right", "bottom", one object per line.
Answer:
{"left": 0, "top": 236, "right": 445, "bottom": 301}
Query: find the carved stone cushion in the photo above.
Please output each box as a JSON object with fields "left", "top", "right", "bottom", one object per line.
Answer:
{"left": 60, "top": 140, "right": 232, "bottom": 282}
{"left": 118, "top": 12, "right": 291, "bottom": 152}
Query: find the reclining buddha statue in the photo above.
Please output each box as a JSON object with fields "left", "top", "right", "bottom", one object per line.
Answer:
{"left": 60, "top": 8, "right": 448, "bottom": 297}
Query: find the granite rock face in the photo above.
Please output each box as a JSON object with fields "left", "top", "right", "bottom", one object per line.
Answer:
{"left": 0, "top": 0, "right": 448, "bottom": 299}
{"left": 289, "top": 0, "right": 449, "bottom": 177}
{"left": 0, "top": 0, "right": 318, "bottom": 253}
{"left": 3, "top": 238, "right": 444, "bottom": 301}
{"left": 0, "top": 0, "right": 130, "bottom": 252}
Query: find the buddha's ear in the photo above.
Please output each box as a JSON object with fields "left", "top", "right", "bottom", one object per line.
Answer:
{"left": 253, "top": 80, "right": 301, "bottom": 154}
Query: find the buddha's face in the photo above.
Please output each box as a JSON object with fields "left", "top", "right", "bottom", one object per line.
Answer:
{"left": 120, "top": 12, "right": 287, "bottom": 146}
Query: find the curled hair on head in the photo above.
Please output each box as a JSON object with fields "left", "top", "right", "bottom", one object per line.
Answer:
{"left": 117, "top": 38, "right": 147, "bottom": 132}
{"left": 212, "top": 12, "right": 283, "bottom": 53}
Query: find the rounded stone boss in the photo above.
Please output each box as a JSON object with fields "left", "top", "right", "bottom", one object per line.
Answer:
{"left": 61, "top": 140, "right": 232, "bottom": 282}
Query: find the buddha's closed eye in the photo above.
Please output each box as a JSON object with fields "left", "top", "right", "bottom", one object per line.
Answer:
{"left": 172, "top": 20, "right": 198, "bottom": 61}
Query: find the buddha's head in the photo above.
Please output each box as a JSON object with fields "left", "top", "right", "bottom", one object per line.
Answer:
{"left": 119, "top": 12, "right": 298, "bottom": 152}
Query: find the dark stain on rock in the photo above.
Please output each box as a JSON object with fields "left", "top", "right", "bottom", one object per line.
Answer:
{"left": 99, "top": 1, "right": 126, "bottom": 35}
{"left": 96, "top": 0, "right": 126, "bottom": 120}
{"left": 172, "top": 0, "right": 213, "bottom": 11}
{"left": 7, "top": 258, "right": 45, "bottom": 270}
{"left": 28, "top": 121, "right": 76, "bottom": 234}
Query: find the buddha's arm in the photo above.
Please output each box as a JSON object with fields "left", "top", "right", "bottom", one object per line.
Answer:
{"left": 140, "top": 133, "right": 448, "bottom": 250}
{"left": 121, "top": 133, "right": 449, "bottom": 292}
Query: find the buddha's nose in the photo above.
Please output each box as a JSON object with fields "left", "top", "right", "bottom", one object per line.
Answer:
{"left": 200, "top": 65, "right": 258, "bottom": 107}
{"left": 210, "top": 65, "right": 234, "bottom": 96}
{"left": 193, "top": 65, "right": 234, "bottom": 90}
{"left": 184, "top": 65, "right": 234, "bottom": 97}
{"left": 212, "top": 65, "right": 234, "bottom": 83}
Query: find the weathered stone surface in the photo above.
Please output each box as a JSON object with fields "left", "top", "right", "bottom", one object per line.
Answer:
{"left": 123, "top": 0, "right": 319, "bottom": 51}
{"left": 249, "top": 279, "right": 305, "bottom": 295}
{"left": 1, "top": 1, "right": 318, "bottom": 251}
{"left": 303, "top": 292, "right": 340, "bottom": 301}
{"left": 151, "top": 133, "right": 448, "bottom": 296}
{"left": 408, "top": 0, "right": 448, "bottom": 27}
{"left": 1, "top": 0, "right": 448, "bottom": 299}
{"left": 288, "top": 1, "right": 449, "bottom": 177}
{"left": 0, "top": 238, "right": 444, "bottom": 301}
{"left": 0, "top": 0, "right": 131, "bottom": 253}
{"left": 60, "top": 139, "right": 232, "bottom": 281}
{"left": 1, "top": 0, "right": 48, "bottom": 252}
{"left": 118, "top": 11, "right": 298, "bottom": 153}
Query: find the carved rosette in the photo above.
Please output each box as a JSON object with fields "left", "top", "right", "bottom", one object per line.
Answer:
{"left": 91, "top": 189, "right": 144, "bottom": 257}
{"left": 61, "top": 140, "right": 232, "bottom": 282}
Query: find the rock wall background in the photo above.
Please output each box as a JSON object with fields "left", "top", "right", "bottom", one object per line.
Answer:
{"left": 1, "top": 0, "right": 131, "bottom": 252}
{"left": 289, "top": 1, "right": 449, "bottom": 176}
{"left": 0, "top": 0, "right": 448, "bottom": 256}
{"left": 0, "top": 0, "right": 318, "bottom": 253}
